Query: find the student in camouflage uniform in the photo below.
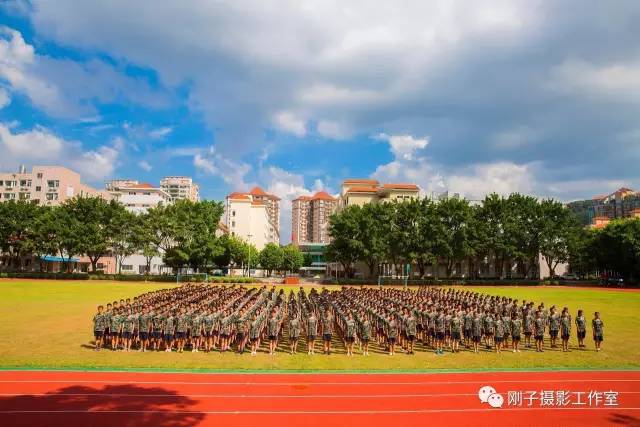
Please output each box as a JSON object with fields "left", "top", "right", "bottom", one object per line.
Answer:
{"left": 511, "top": 312, "right": 522, "bottom": 353}
{"left": 592, "top": 312, "right": 604, "bottom": 352}
{"left": 92, "top": 305, "right": 107, "bottom": 351}
{"left": 560, "top": 308, "right": 571, "bottom": 352}
{"left": 288, "top": 310, "right": 301, "bottom": 354}
{"left": 575, "top": 309, "right": 587, "bottom": 349}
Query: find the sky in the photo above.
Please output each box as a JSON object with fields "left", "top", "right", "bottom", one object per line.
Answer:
{"left": 1, "top": 0, "right": 639, "bottom": 243}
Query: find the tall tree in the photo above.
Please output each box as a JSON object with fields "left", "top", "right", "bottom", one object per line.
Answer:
{"left": 326, "top": 206, "right": 363, "bottom": 278}
{"left": 281, "top": 244, "right": 304, "bottom": 274}
{"left": 539, "top": 199, "right": 579, "bottom": 277}
{"left": 434, "top": 197, "right": 475, "bottom": 278}
{"left": 259, "top": 243, "right": 284, "bottom": 276}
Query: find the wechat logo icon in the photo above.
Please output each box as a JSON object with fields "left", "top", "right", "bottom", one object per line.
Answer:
{"left": 478, "top": 385, "right": 504, "bottom": 408}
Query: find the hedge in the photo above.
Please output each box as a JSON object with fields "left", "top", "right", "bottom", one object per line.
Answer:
{"left": 323, "top": 278, "right": 631, "bottom": 288}
{"left": 0, "top": 272, "right": 258, "bottom": 284}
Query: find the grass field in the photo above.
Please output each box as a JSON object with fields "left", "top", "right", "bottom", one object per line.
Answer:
{"left": 0, "top": 279, "right": 638, "bottom": 372}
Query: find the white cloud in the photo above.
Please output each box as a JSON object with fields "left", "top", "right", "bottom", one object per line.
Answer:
{"left": 549, "top": 59, "right": 640, "bottom": 101}
{"left": 0, "top": 87, "right": 10, "bottom": 109}
{"left": 447, "top": 162, "right": 535, "bottom": 199}
{"left": 0, "top": 123, "right": 121, "bottom": 182}
{"left": 273, "top": 111, "right": 306, "bottom": 137}
{"left": 377, "top": 134, "right": 429, "bottom": 160}
{"left": 138, "top": 160, "right": 152, "bottom": 172}
{"left": 193, "top": 147, "right": 251, "bottom": 189}
{"left": 0, "top": 26, "right": 168, "bottom": 118}
{"left": 148, "top": 126, "right": 173, "bottom": 139}
{"left": 317, "top": 120, "right": 352, "bottom": 140}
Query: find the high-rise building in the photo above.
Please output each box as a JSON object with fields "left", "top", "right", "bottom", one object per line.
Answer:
{"left": 567, "top": 187, "right": 640, "bottom": 227}
{"left": 107, "top": 181, "right": 172, "bottom": 214}
{"left": 160, "top": 176, "right": 200, "bottom": 202}
{"left": 292, "top": 191, "right": 337, "bottom": 244}
{"left": 247, "top": 187, "right": 280, "bottom": 243}
{"left": 225, "top": 191, "right": 278, "bottom": 249}
{"left": 338, "top": 179, "right": 420, "bottom": 208}
{"left": 0, "top": 165, "right": 109, "bottom": 206}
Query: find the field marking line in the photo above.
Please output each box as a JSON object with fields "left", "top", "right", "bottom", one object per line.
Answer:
{"left": 2, "top": 367, "right": 639, "bottom": 375}
{"left": 2, "top": 391, "right": 640, "bottom": 398}
{"left": 1, "top": 378, "right": 639, "bottom": 385}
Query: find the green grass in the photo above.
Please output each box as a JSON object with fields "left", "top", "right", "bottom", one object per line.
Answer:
{"left": 0, "top": 280, "right": 638, "bottom": 372}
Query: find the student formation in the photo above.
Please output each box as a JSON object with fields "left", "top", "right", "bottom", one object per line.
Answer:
{"left": 92, "top": 284, "right": 605, "bottom": 355}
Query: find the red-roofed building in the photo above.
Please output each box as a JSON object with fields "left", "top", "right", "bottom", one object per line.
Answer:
{"left": 339, "top": 178, "right": 420, "bottom": 208}
{"left": 292, "top": 190, "right": 338, "bottom": 244}
{"left": 225, "top": 188, "right": 280, "bottom": 249}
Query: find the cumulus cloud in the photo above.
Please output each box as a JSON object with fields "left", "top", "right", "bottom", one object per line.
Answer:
{"left": 6, "top": 1, "right": 638, "bottom": 201}
{"left": 273, "top": 111, "right": 306, "bottom": 137}
{"left": 0, "top": 87, "right": 11, "bottom": 109}
{"left": 0, "top": 26, "right": 169, "bottom": 118}
{"left": 193, "top": 146, "right": 252, "bottom": 189}
{"left": 0, "top": 123, "right": 121, "bottom": 182}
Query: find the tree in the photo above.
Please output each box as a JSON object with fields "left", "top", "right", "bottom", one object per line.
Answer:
{"left": 61, "top": 197, "right": 123, "bottom": 273}
{"left": 477, "top": 194, "right": 514, "bottom": 278}
{"left": 23, "top": 205, "right": 59, "bottom": 272}
{"left": 358, "top": 203, "right": 390, "bottom": 278}
{"left": 281, "top": 244, "right": 304, "bottom": 274}
{"left": 539, "top": 199, "right": 579, "bottom": 278}
{"left": 110, "top": 208, "right": 140, "bottom": 274}
{"left": 326, "top": 206, "right": 363, "bottom": 278}
{"left": 434, "top": 197, "right": 475, "bottom": 278}
{"left": 137, "top": 212, "right": 162, "bottom": 275}
{"left": 259, "top": 243, "right": 284, "bottom": 276}
{"left": 0, "top": 200, "right": 39, "bottom": 271}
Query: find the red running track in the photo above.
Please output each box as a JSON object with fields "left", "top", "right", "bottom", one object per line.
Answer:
{"left": 0, "top": 370, "right": 639, "bottom": 426}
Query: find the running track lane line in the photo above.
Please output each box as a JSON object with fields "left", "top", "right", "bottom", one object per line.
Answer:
{"left": 1, "top": 371, "right": 639, "bottom": 427}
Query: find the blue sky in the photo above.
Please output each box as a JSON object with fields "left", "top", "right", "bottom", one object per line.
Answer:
{"left": 1, "top": 0, "right": 639, "bottom": 242}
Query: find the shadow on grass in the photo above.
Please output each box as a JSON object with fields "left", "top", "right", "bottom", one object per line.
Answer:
{"left": 0, "top": 383, "right": 206, "bottom": 427}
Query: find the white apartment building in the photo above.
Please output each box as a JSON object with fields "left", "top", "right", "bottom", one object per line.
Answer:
{"left": 0, "top": 165, "right": 108, "bottom": 205}
{"left": 225, "top": 192, "right": 276, "bottom": 249}
{"left": 160, "top": 176, "right": 200, "bottom": 202}
{"left": 107, "top": 181, "right": 172, "bottom": 214}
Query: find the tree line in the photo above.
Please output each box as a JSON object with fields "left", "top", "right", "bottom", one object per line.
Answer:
{"left": 0, "top": 197, "right": 304, "bottom": 275}
{"left": 326, "top": 194, "right": 640, "bottom": 283}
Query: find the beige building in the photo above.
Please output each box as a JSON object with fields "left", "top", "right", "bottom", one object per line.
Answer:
{"left": 160, "top": 176, "right": 200, "bottom": 202}
{"left": 225, "top": 191, "right": 279, "bottom": 249}
{"left": 107, "top": 181, "right": 172, "bottom": 214}
{"left": 0, "top": 165, "right": 108, "bottom": 205}
{"left": 339, "top": 179, "right": 420, "bottom": 208}
{"left": 292, "top": 191, "right": 337, "bottom": 244}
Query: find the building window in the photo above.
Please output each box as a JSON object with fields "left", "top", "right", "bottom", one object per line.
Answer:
{"left": 19, "top": 193, "right": 30, "bottom": 200}
{"left": 47, "top": 180, "right": 59, "bottom": 188}
{"left": 36, "top": 173, "right": 43, "bottom": 179}
{"left": 121, "top": 265, "right": 133, "bottom": 271}
{"left": 35, "top": 186, "right": 41, "bottom": 192}
{"left": 128, "top": 192, "right": 136, "bottom": 195}
{"left": 46, "top": 193, "right": 58, "bottom": 201}
{"left": 20, "top": 180, "right": 28, "bottom": 187}
{"left": 3, "top": 193, "right": 15, "bottom": 200}
{"left": 232, "top": 210, "right": 236, "bottom": 217}
{"left": 231, "top": 221, "right": 236, "bottom": 227}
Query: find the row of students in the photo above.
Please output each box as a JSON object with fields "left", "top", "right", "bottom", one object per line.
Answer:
{"left": 92, "top": 284, "right": 605, "bottom": 354}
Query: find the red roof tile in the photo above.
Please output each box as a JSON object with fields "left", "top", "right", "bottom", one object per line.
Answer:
{"left": 126, "top": 182, "right": 155, "bottom": 189}
{"left": 346, "top": 186, "right": 378, "bottom": 193}
{"left": 312, "top": 191, "right": 336, "bottom": 201}
{"left": 343, "top": 179, "right": 379, "bottom": 185}
{"left": 382, "top": 183, "right": 419, "bottom": 190}
{"left": 228, "top": 192, "right": 250, "bottom": 200}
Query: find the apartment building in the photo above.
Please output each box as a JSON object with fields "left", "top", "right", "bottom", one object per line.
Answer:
{"left": 567, "top": 187, "right": 640, "bottom": 227}
{"left": 225, "top": 191, "right": 276, "bottom": 249}
{"left": 245, "top": 187, "right": 280, "bottom": 243}
{"left": 107, "top": 181, "right": 172, "bottom": 214}
{"left": 0, "top": 165, "right": 108, "bottom": 205}
{"left": 339, "top": 179, "right": 420, "bottom": 208}
{"left": 292, "top": 191, "right": 338, "bottom": 244}
{"left": 160, "top": 176, "right": 200, "bottom": 202}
